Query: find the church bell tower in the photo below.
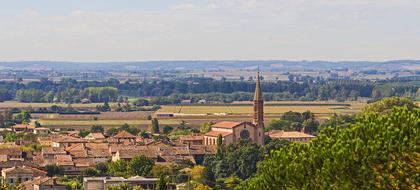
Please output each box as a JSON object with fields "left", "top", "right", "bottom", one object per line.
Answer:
{"left": 253, "top": 68, "right": 265, "bottom": 145}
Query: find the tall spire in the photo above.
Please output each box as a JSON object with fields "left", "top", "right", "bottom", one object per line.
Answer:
{"left": 253, "top": 67, "right": 264, "bottom": 128}
{"left": 254, "top": 66, "right": 262, "bottom": 101}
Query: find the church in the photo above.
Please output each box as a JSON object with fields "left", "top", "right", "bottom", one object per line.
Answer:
{"left": 204, "top": 71, "right": 265, "bottom": 146}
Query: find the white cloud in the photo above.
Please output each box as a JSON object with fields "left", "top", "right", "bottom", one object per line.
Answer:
{"left": 0, "top": 0, "right": 419, "bottom": 61}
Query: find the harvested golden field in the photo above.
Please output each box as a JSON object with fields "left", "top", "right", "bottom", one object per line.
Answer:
{"left": 157, "top": 101, "right": 366, "bottom": 115}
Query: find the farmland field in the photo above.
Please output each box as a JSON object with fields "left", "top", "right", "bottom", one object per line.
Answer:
{"left": 157, "top": 101, "right": 366, "bottom": 115}
{"left": 20, "top": 101, "right": 367, "bottom": 130}
{"left": 0, "top": 101, "right": 116, "bottom": 109}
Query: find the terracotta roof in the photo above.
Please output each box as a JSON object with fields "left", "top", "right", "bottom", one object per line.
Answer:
{"left": 204, "top": 130, "right": 232, "bottom": 137}
{"left": 66, "top": 143, "right": 85, "bottom": 151}
{"left": 42, "top": 147, "right": 66, "bottom": 155}
{"left": 0, "top": 160, "right": 37, "bottom": 169}
{"left": 117, "top": 146, "right": 159, "bottom": 159}
{"left": 268, "top": 130, "right": 315, "bottom": 139}
{"left": 179, "top": 135, "right": 204, "bottom": 141}
{"left": 73, "top": 158, "right": 95, "bottom": 167}
{"left": 12, "top": 124, "right": 35, "bottom": 129}
{"left": 55, "top": 155, "right": 74, "bottom": 166}
{"left": 86, "top": 143, "right": 109, "bottom": 150}
{"left": 53, "top": 136, "right": 87, "bottom": 143}
{"left": 0, "top": 147, "right": 22, "bottom": 156}
{"left": 19, "top": 176, "right": 65, "bottom": 190}
{"left": 88, "top": 149, "right": 110, "bottom": 158}
{"left": 159, "top": 155, "right": 196, "bottom": 165}
{"left": 113, "top": 131, "right": 136, "bottom": 139}
{"left": 189, "top": 145, "right": 217, "bottom": 155}
{"left": 68, "top": 150, "right": 88, "bottom": 158}
{"left": 109, "top": 145, "right": 138, "bottom": 154}
{"left": 85, "top": 133, "right": 105, "bottom": 140}
{"left": 212, "top": 121, "right": 245, "bottom": 129}
{"left": 2, "top": 166, "right": 46, "bottom": 176}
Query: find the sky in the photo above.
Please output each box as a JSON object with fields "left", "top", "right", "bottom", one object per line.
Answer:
{"left": 0, "top": 0, "right": 419, "bottom": 62}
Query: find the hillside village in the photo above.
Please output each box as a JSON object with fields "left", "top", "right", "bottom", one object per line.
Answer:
{"left": 0, "top": 73, "right": 316, "bottom": 190}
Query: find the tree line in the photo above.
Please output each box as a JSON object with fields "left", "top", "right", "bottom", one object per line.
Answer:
{"left": 0, "top": 77, "right": 418, "bottom": 103}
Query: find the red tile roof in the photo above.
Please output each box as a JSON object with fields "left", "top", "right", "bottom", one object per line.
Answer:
{"left": 179, "top": 134, "right": 204, "bottom": 141}
{"left": 212, "top": 121, "right": 245, "bottom": 129}
{"left": 12, "top": 124, "right": 35, "bottom": 129}
{"left": 204, "top": 131, "right": 232, "bottom": 137}
{"left": 113, "top": 131, "right": 136, "bottom": 139}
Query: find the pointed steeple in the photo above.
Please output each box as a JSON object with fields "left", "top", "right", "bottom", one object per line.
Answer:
{"left": 253, "top": 67, "right": 264, "bottom": 128}
{"left": 254, "top": 66, "right": 262, "bottom": 101}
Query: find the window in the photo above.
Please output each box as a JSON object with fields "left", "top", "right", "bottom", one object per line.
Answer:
{"left": 240, "top": 130, "right": 250, "bottom": 139}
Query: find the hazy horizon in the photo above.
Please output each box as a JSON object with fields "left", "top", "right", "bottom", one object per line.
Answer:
{"left": 1, "top": 0, "right": 419, "bottom": 62}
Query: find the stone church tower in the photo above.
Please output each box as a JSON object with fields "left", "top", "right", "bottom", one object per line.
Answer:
{"left": 253, "top": 69, "right": 265, "bottom": 145}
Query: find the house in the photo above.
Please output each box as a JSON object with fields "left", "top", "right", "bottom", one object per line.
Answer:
{"left": 0, "top": 146, "right": 23, "bottom": 161}
{"left": 34, "top": 127, "right": 50, "bottom": 136}
{"left": 112, "top": 146, "right": 159, "bottom": 162}
{"left": 84, "top": 133, "right": 106, "bottom": 141}
{"left": 179, "top": 134, "right": 204, "bottom": 145}
{"left": 55, "top": 155, "right": 76, "bottom": 173}
{"left": 18, "top": 176, "right": 66, "bottom": 190}
{"left": 203, "top": 71, "right": 265, "bottom": 146}
{"left": 51, "top": 136, "right": 87, "bottom": 148}
{"left": 11, "top": 124, "right": 35, "bottom": 132}
{"left": 180, "top": 99, "right": 192, "bottom": 105}
{"left": 83, "top": 176, "right": 160, "bottom": 190}
{"left": 188, "top": 145, "right": 216, "bottom": 164}
{"left": 41, "top": 147, "right": 66, "bottom": 161}
{"left": 267, "top": 130, "right": 315, "bottom": 142}
{"left": 0, "top": 160, "right": 37, "bottom": 173}
{"left": 1, "top": 166, "right": 46, "bottom": 186}
{"left": 109, "top": 131, "right": 137, "bottom": 145}
{"left": 38, "top": 135, "right": 60, "bottom": 147}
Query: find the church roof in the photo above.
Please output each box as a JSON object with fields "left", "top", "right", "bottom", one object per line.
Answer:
{"left": 204, "top": 131, "right": 232, "bottom": 137}
{"left": 212, "top": 121, "right": 245, "bottom": 129}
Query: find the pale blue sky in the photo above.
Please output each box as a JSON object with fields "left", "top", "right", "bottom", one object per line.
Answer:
{"left": 0, "top": 0, "right": 419, "bottom": 61}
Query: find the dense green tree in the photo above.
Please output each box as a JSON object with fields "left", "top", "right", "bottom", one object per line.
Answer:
{"left": 363, "top": 96, "right": 418, "bottom": 114}
{"left": 156, "top": 175, "right": 167, "bottom": 190}
{"left": 200, "top": 122, "right": 214, "bottom": 134}
{"left": 16, "top": 89, "right": 45, "bottom": 102}
{"left": 152, "top": 118, "right": 160, "bottom": 134}
{"left": 128, "top": 155, "right": 154, "bottom": 177}
{"left": 14, "top": 110, "right": 31, "bottom": 124}
{"left": 162, "top": 125, "right": 173, "bottom": 134}
{"left": 45, "top": 165, "right": 63, "bottom": 177}
{"left": 91, "top": 125, "right": 104, "bottom": 133}
{"left": 236, "top": 106, "right": 420, "bottom": 190}
{"left": 108, "top": 160, "right": 129, "bottom": 177}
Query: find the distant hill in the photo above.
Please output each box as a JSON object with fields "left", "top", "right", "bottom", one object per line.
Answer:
{"left": 0, "top": 60, "right": 419, "bottom": 71}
